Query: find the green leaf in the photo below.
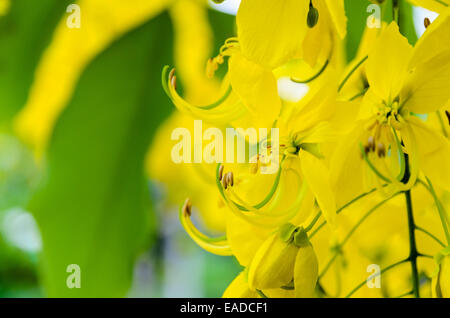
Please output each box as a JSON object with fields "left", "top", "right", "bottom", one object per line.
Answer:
{"left": 29, "top": 12, "right": 173, "bottom": 297}
{"left": 0, "top": 0, "right": 72, "bottom": 126}
{"left": 344, "top": 0, "right": 372, "bottom": 62}
{"left": 398, "top": 0, "right": 418, "bottom": 46}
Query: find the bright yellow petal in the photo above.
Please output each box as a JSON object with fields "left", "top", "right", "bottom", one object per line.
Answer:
{"left": 247, "top": 233, "right": 298, "bottom": 290}
{"left": 330, "top": 123, "right": 368, "bottom": 206}
{"left": 226, "top": 209, "right": 272, "bottom": 266}
{"left": 409, "top": 7, "right": 450, "bottom": 68}
{"left": 294, "top": 244, "right": 319, "bottom": 298}
{"left": 402, "top": 50, "right": 450, "bottom": 114}
{"left": 324, "top": 0, "right": 347, "bottom": 38}
{"left": 228, "top": 51, "right": 281, "bottom": 128}
{"left": 407, "top": 0, "right": 450, "bottom": 13}
{"left": 223, "top": 272, "right": 259, "bottom": 298}
{"left": 366, "top": 23, "right": 413, "bottom": 102}
{"left": 409, "top": 116, "right": 450, "bottom": 191}
{"left": 299, "top": 149, "right": 336, "bottom": 225}
{"left": 236, "top": 0, "right": 308, "bottom": 69}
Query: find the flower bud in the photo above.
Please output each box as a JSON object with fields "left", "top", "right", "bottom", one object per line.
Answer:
{"left": 247, "top": 224, "right": 303, "bottom": 290}
{"left": 307, "top": 2, "right": 319, "bottom": 28}
{"left": 294, "top": 242, "right": 319, "bottom": 298}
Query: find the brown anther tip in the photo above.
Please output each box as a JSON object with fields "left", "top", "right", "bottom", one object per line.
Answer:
{"left": 182, "top": 198, "right": 192, "bottom": 217}
{"left": 169, "top": 68, "right": 176, "bottom": 79}
{"left": 377, "top": 142, "right": 386, "bottom": 158}
{"left": 171, "top": 75, "right": 177, "bottom": 90}
{"left": 222, "top": 176, "right": 228, "bottom": 189}
{"left": 228, "top": 172, "right": 234, "bottom": 187}
{"left": 367, "top": 136, "right": 375, "bottom": 152}
{"left": 445, "top": 110, "right": 450, "bottom": 125}
{"left": 219, "top": 165, "right": 224, "bottom": 181}
{"left": 424, "top": 17, "right": 431, "bottom": 28}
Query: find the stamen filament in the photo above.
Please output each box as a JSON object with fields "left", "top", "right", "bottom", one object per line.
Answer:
{"left": 291, "top": 59, "right": 329, "bottom": 84}
{"left": 179, "top": 200, "right": 232, "bottom": 256}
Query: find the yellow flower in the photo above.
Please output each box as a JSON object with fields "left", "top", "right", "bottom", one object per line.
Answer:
{"left": 332, "top": 19, "right": 450, "bottom": 203}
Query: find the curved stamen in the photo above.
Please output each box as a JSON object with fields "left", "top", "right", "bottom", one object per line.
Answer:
{"left": 359, "top": 143, "right": 391, "bottom": 184}
{"left": 215, "top": 157, "right": 285, "bottom": 212}
{"left": 179, "top": 199, "right": 232, "bottom": 256}
{"left": 392, "top": 128, "right": 406, "bottom": 181}
{"left": 291, "top": 59, "right": 330, "bottom": 84}
{"left": 163, "top": 66, "right": 245, "bottom": 123}
{"left": 166, "top": 67, "right": 233, "bottom": 110}
{"left": 222, "top": 170, "right": 307, "bottom": 227}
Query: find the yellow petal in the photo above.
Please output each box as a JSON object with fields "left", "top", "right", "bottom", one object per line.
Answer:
{"left": 228, "top": 51, "right": 281, "bottom": 128}
{"left": 407, "top": 0, "right": 450, "bottom": 13}
{"left": 402, "top": 50, "right": 450, "bottom": 114}
{"left": 294, "top": 243, "right": 319, "bottom": 298}
{"left": 330, "top": 123, "right": 368, "bottom": 206}
{"left": 440, "top": 256, "right": 450, "bottom": 297}
{"left": 366, "top": 23, "right": 413, "bottom": 102}
{"left": 226, "top": 209, "right": 272, "bottom": 266}
{"left": 223, "top": 272, "right": 259, "bottom": 298}
{"left": 408, "top": 116, "right": 450, "bottom": 191}
{"left": 409, "top": 7, "right": 450, "bottom": 68}
{"left": 236, "top": 0, "right": 308, "bottom": 69}
{"left": 300, "top": 149, "right": 336, "bottom": 225}
{"left": 324, "top": 0, "right": 347, "bottom": 38}
{"left": 247, "top": 232, "right": 298, "bottom": 290}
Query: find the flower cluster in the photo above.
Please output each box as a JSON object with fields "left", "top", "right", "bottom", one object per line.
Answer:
{"left": 155, "top": 0, "right": 450, "bottom": 297}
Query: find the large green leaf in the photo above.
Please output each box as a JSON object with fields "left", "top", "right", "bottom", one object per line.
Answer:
{"left": 344, "top": 0, "right": 372, "bottom": 62}
{"left": 29, "top": 12, "right": 173, "bottom": 297}
{"left": 0, "top": 0, "right": 71, "bottom": 126}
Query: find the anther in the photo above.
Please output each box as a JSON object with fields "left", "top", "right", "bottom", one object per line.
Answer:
{"left": 182, "top": 198, "right": 192, "bottom": 217}
{"left": 307, "top": 0, "right": 319, "bottom": 28}
{"left": 219, "top": 165, "right": 224, "bottom": 181}
{"left": 169, "top": 68, "right": 176, "bottom": 80}
{"left": 226, "top": 172, "right": 234, "bottom": 187}
{"left": 171, "top": 75, "right": 177, "bottom": 90}
{"left": 367, "top": 136, "right": 376, "bottom": 152}
{"left": 424, "top": 17, "right": 431, "bottom": 28}
{"left": 377, "top": 142, "right": 386, "bottom": 158}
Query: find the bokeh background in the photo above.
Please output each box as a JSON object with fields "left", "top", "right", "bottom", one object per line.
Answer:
{"left": 0, "top": 0, "right": 438, "bottom": 297}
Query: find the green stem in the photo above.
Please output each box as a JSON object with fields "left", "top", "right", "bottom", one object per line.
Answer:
{"left": 291, "top": 59, "right": 329, "bottom": 84}
{"left": 395, "top": 290, "right": 413, "bottom": 298}
{"left": 338, "top": 55, "right": 368, "bottom": 92}
{"left": 393, "top": 0, "right": 399, "bottom": 24}
{"left": 256, "top": 289, "right": 268, "bottom": 298}
{"left": 305, "top": 211, "right": 322, "bottom": 232}
{"left": 415, "top": 226, "right": 446, "bottom": 248}
{"left": 405, "top": 189, "right": 420, "bottom": 298}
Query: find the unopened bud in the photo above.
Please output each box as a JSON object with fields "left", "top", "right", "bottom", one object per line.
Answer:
{"left": 307, "top": 1, "right": 319, "bottom": 28}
